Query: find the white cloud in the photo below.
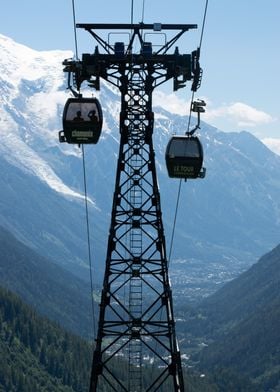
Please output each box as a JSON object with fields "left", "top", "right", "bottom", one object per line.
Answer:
{"left": 262, "top": 138, "right": 280, "bottom": 156}
{"left": 144, "top": 90, "right": 279, "bottom": 142}
{"left": 203, "top": 102, "right": 274, "bottom": 128}
{"left": 153, "top": 91, "right": 275, "bottom": 131}
{"left": 153, "top": 91, "right": 191, "bottom": 115}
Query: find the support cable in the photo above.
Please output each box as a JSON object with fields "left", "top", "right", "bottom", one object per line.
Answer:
{"left": 141, "top": 0, "right": 146, "bottom": 23}
{"left": 71, "top": 0, "right": 79, "bottom": 59}
{"left": 153, "top": 4, "right": 209, "bottom": 382}
{"left": 167, "top": 0, "right": 209, "bottom": 264}
{"left": 167, "top": 179, "right": 182, "bottom": 267}
{"left": 131, "top": 0, "right": 134, "bottom": 26}
{"left": 130, "top": 0, "right": 135, "bottom": 59}
{"left": 82, "top": 145, "right": 96, "bottom": 339}
{"left": 71, "top": 0, "right": 96, "bottom": 339}
{"left": 199, "top": 0, "right": 209, "bottom": 50}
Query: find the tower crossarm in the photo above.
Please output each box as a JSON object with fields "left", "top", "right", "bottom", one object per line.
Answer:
{"left": 63, "top": 23, "right": 201, "bottom": 92}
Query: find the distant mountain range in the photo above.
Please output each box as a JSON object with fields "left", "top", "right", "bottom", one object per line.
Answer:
{"left": 0, "top": 33, "right": 280, "bottom": 290}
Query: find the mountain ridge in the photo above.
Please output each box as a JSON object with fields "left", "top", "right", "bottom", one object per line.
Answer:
{"left": 1, "top": 33, "right": 280, "bottom": 292}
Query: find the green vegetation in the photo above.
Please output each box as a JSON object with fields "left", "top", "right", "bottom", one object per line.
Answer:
{"left": 0, "top": 225, "right": 95, "bottom": 339}
{"left": 0, "top": 285, "right": 92, "bottom": 391}
{"left": 0, "top": 285, "right": 220, "bottom": 391}
{"left": 181, "top": 244, "right": 280, "bottom": 391}
{"left": 199, "top": 297, "right": 280, "bottom": 390}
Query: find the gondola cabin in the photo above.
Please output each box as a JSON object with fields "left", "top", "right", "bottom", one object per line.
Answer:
{"left": 59, "top": 97, "right": 103, "bottom": 144}
{"left": 165, "top": 135, "right": 205, "bottom": 179}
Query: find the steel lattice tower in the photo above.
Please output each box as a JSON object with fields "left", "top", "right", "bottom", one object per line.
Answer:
{"left": 63, "top": 23, "right": 201, "bottom": 392}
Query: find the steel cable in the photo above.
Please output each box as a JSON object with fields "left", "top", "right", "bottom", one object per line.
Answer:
{"left": 167, "top": 0, "right": 209, "bottom": 265}
{"left": 71, "top": 0, "right": 96, "bottom": 340}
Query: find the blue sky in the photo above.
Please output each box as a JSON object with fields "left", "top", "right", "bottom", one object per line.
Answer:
{"left": 1, "top": 0, "right": 280, "bottom": 151}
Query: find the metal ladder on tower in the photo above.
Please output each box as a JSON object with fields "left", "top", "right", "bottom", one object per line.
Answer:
{"left": 128, "top": 97, "right": 144, "bottom": 391}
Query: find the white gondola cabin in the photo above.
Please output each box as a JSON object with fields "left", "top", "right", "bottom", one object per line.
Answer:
{"left": 59, "top": 97, "right": 103, "bottom": 144}
{"left": 165, "top": 135, "right": 205, "bottom": 179}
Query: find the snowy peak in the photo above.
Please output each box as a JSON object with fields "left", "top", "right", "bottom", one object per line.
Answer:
{"left": 0, "top": 34, "right": 71, "bottom": 89}
{"left": 0, "top": 34, "right": 88, "bottom": 200}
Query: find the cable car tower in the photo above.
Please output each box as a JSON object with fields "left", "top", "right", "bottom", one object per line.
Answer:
{"left": 62, "top": 22, "right": 202, "bottom": 392}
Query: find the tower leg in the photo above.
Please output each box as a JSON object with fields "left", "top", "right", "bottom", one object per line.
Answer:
{"left": 90, "top": 69, "right": 184, "bottom": 391}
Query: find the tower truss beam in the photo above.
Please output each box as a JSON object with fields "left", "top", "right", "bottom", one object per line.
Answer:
{"left": 63, "top": 23, "right": 201, "bottom": 392}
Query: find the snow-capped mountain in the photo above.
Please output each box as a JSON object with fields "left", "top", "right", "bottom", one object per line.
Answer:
{"left": 1, "top": 34, "right": 280, "bottom": 287}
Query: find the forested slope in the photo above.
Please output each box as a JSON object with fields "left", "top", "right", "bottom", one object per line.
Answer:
{"left": 0, "top": 225, "right": 94, "bottom": 338}
{"left": 0, "top": 286, "right": 92, "bottom": 391}
{"left": 185, "top": 245, "right": 280, "bottom": 391}
{"left": 0, "top": 286, "right": 222, "bottom": 391}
